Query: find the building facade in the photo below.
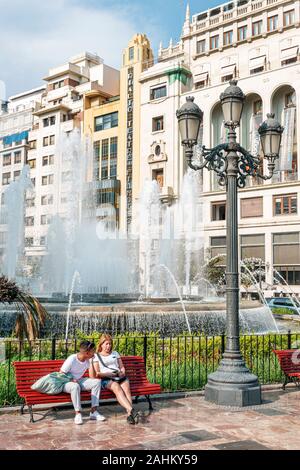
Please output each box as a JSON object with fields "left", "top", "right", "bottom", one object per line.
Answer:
{"left": 0, "top": 87, "right": 45, "bottom": 264}
{"left": 139, "top": 0, "right": 300, "bottom": 294}
{"left": 0, "top": 53, "right": 120, "bottom": 275}
{"left": 83, "top": 34, "right": 153, "bottom": 233}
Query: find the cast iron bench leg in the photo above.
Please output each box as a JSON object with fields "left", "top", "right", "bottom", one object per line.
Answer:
{"left": 145, "top": 395, "right": 153, "bottom": 411}
{"left": 134, "top": 396, "right": 139, "bottom": 405}
{"left": 28, "top": 405, "right": 34, "bottom": 423}
{"left": 20, "top": 403, "right": 25, "bottom": 415}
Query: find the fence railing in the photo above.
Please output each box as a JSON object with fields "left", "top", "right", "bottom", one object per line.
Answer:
{"left": 0, "top": 331, "right": 298, "bottom": 407}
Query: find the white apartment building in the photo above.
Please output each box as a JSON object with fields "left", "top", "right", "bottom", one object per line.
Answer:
{"left": 24, "top": 53, "right": 120, "bottom": 265}
{"left": 140, "top": 0, "right": 300, "bottom": 294}
{"left": 0, "top": 87, "right": 45, "bottom": 258}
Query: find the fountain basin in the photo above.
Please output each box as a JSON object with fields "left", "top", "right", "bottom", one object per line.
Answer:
{"left": 0, "top": 300, "right": 283, "bottom": 337}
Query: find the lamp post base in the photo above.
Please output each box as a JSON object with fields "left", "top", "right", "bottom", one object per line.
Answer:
{"left": 205, "top": 357, "right": 262, "bottom": 407}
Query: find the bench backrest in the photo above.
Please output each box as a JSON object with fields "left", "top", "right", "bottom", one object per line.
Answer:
{"left": 273, "top": 350, "right": 300, "bottom": 373}
{"left": 13, "top": 356, "right": 148, "bottom": 396}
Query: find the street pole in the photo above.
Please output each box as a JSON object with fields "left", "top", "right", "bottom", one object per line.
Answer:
{"left": 176, "top": 85, "right": 284, "bottom": 407}
{"left": 204, "top": 130, "right": 261, "bottom": 407}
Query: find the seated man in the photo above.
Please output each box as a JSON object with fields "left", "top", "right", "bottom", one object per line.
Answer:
{"left": 60, "top": 340, "right": 105, "bottom": 425}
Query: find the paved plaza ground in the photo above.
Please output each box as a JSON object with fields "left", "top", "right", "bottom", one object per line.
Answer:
{"left": 1, "top": 387, "right": 300, "bottom": 450}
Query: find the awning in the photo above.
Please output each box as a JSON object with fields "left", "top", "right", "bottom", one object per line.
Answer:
{"left": 221, "top": 64, "right": 236, "bottom": 76}
{"left": 194, "top": 71, "right": 209, "bottom": 82}
{"left": 249, "top": 55, "right": 266, "bottom": 69}
{"left": 281, "top": 46, "right": 298, "bottom": 60}
{"left": 1, "top": 130, "right": 29, "bottom": 145}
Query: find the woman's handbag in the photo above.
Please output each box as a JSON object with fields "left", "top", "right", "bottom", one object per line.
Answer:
{"left": 96, "top": 353, "right": 128, "bottom": 383}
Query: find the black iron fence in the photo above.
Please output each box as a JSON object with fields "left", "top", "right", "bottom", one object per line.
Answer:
{"left": 0, "top": 331, "right": 299, "bottom": 407}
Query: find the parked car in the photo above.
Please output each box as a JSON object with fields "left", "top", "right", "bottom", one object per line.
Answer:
{"left": 266, "top": 297, "right": 300, "bottom": 315}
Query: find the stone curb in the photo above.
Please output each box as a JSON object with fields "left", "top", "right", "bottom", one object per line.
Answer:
{"left": 0, "top": 383, "right": 288, "bottom": 415}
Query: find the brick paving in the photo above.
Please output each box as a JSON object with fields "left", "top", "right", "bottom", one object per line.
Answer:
{"left": 1, "top": 388, "right": 300, "bottom": 450}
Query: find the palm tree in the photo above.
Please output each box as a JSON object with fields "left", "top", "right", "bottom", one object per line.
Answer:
{"left": 0, "top": 276, "right": 47, "bottom": 340}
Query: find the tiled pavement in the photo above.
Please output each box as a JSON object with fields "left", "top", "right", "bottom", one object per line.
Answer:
{"left": 1, "top": 388, "right": 300, "bottom": 450}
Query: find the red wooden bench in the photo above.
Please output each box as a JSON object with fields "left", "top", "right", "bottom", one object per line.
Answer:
{"left": 13, "top": 356, "right": 161, "bottom": 422}
{"left": 273, "top": 349, "right": 300, "bottom": 389}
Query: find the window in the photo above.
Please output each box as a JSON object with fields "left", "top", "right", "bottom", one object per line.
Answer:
{"left": 282, "top": 56, "right": 297, "bottom": 66}
{"left": 14, "top": 152, "right": 22, "bottom": 164}
{"left": 129, "top": 47, "right": 134, "bottom": 61}
{"left": 25, "top": 237, "right": 34, "bottom": 247}
{"left": 252, "top": 20, "right": 262, "bottom": 36}
{"left": 14, "top": 171, "right": 20, "bottom": 180}
{"left": 150, "top": 85, "right": 167, "bottom": 101}
{"left": 196, "top": 39, "right": 206, "bottom": 54}
{"left": 101, "top": 139, "right": 109, "bottom": 180}
{"left": 274, "top": 194, "right": 297, "bottom": 215}
{"left": 42, "top": 155, "right": 54, "bottom": 166}
{"left": 95, "top": 112, "right": 119, "bottom": 132}
{"left": 284, "top": 10, "right": 295, "bottom": 27}
{"left": 241, "top": 197, "right": 263, "bottom": 218}
{"left": 28, "top": 159, "right": 36, "bottom": 169}
{"left": 43, "top": 136, "right": 49, "bottom": 147}
{"left": 268, "top": 15, "right": 278, "bottom": 31}
{"left": 253, "top": 99, "right": 263, "bottom": 115}
{"left": 273, "top": 233, "right": 300, "bottom": 285}
{"left": 41, "top": 214, "right": 52, "bottom": 225}
{"left": 212, "top": 202, "right": 226, "bottom": 221}
{"left": 238, "top": 25, "right": 247, "bottom": 41}
{"left": 49, "top": 135, "right": 55, "bottom": 145}
{"left": 25, "top": 198, "right": 35, "bottom": 208}
{"left": 31, "top": 178, "right": 35, "bottom": 186}
{"left": 250, "top": 66, "right": 264, "bottom": 75}
{"left": 152, "top": 116, "right": 164, "bottom": 132}
{"left": 152, "top": 169, "right": 164, "bottom": 189}
{"left": 210, "top": 236, "right": 227, "bottom": 261}
{"left": 53, "top": 80, "right": 65, "bottom": 89}
{"left": 110, "top": 137, "right": 118, "bottom": 179}
{"left": 3, "top": 154, "right": 11, "bottom": 166}
{"left": 29, "top": 140, "right": 36, "bottom": 150}
{"left": 25, "top": 216, "right": 34, "bottom": 227}
{"left": 241, "top": 234, "right": 265, "bottom": 261}
{"left": 222, "top": 74, "right": 233, "bottom": 83}
{"left": 40, "top": 236, "right": 46, "bottom": 246}
{"left": 223, "top": 30, "right": 233, "bottom": 46}
{"left": 41, "top": 194, "right": 53, "bottom": 205}
{"left": 210, "top": 35, "right": 219, "bottom": 50}
{"left": 110, "top": 137, "right": 118, "bottom": 159}
{"left": 42, "top": 175, "right": 54, "bottom": 185}
{"left": 2, "top": 172, "right": 10, "bottom": 185}
{"left": 43, "top": 116, "right": 55, "bottom": 127}
{"left": 195, "top": 80, "right": 206, "bottom": 89}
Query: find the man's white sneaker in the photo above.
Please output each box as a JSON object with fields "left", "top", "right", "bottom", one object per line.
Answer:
{"left": 74, "top": 413, "right": 83, "bottom": 425}
{"left": 90, "top": 411, "right": 106, "bottom": 422}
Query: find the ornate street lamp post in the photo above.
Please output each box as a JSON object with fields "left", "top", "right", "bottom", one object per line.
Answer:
{"left": 177, "top": 81, "right": 284, "bottom": 406}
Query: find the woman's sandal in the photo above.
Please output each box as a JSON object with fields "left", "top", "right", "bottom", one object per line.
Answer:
{"left": 127, "top": 408, "right": 139, "bottom": 425}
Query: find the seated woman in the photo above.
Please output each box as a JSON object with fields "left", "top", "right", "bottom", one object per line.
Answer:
{"left": 89, "top": 334, "right": 138, "bottom": 424}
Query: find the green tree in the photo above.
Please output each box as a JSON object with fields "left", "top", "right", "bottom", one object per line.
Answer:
{"left": 0, "top": 276, "right": 47, "bottom": 340}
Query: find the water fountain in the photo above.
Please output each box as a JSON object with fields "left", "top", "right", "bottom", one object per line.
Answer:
{"left": 0, "top": 135, "right": 287, "bottom": 338}
{"left": 0, "top": 166, "right": 33, "bottom": 281}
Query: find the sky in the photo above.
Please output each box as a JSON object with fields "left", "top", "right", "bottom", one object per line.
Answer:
{"left": 0, "top": 0, "right": 222, "bottom": 98}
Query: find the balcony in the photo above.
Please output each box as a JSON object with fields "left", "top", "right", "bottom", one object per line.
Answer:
{"left": 159, "top": 186, "right": 174, "bottom": 205}
{"left": 192, "top": 0, "right": 282, "bottom": 33}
